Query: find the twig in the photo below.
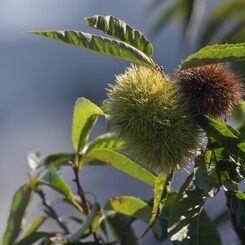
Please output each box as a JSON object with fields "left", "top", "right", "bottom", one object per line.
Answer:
{"left": 73, "top": 166, "right": 89, "bottom": 215}
{"left": 37, "top": 190, "right": 70, "bottom": 235}
{"left": 225, "top": 191, "right": 245, "bottom": 245}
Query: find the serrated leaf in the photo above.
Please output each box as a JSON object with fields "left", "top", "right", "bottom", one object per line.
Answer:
{"left": 85, "top": 15, "right": 153, "bottom": 57}
{"left": 105, "top": 196, "right": 162, "bottom": 239}
{"left": 31, "top": 31, "right": 153, "bottom": 67}
{"left": 66, "top": 202, "right": 99, "bottom": 241}
{"left": 195, "top": 115, "right": 245, "bottom": 160}
{"left": 84, "top": 149, "right": 156, "bottom": 186}
{"left": 15, "top": 232, "right": 53, "bottom": 245}
{"left": 2, "top": 184, "right": 32, "bottom": 245}
{"left": 181, "top": 43, "right": 245, "bottom": 70}
{"left": 174, "top": 210, "right": 221, "bottom": 245}
{"left": 72, "top": 98, "right": 104, "bottom": 154}
{"left": 23, "top": 216, "right": 47, "bottom": 237}
{"left": 168, "top": 174, "right": 206, "bottom": 242}
{"left": 85, "top": 133, "right": 124, "bottom": 156}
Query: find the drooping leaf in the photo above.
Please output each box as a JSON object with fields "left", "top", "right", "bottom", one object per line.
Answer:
{"left": 84, "top": 133, "right": 124, "bottom": 156}
{"left": 106, "top": 213, "right": 137, "bottom": 245}
{"left": 105, "top": 196, "right": 162, "bottom": 239}
{"left": 174, "top": 210, "right": 221, "bottom": 245}
{"left": 31, "top": 31, "right": 153, "bottom": 67}
{"left": 181, "top": 43, "right": 245, "bottom": 70}
{"left": 66, "top": 202, "right": 99, "bottom": 241}
{"left": 195, "top": 114, "right": 245, "bottom": 160}
{"left": 85, "top": 15, "right": 153, "bottom": 57}
{"left": 84, "top": 149, "right": 156, "bottom": 186}
{"left": 168, "top": 174, "right": 206, "bottom": 242}
{"left": 23, "top": 216, "right": 47, "bottom": 237}
{"left": 2, "top": 184, "right": 32, "bottom": 245}
{"left": 72, "top": 98, "right": 104, "bottom": 154}
{"left": 15, "top": 232, "right": 53, "bottom": 245}
{"left": 29, "top": 168, "right": 73, "bottom": 200}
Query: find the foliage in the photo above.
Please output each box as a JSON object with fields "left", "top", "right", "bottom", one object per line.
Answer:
{"left": 3, "top": 12, "right": 245, "bottom": 245}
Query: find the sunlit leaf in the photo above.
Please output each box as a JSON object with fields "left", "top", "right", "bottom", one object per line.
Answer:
{"left": 168, "top": 174, "right": 206, "bottom": 242}
{"left": 84, "top": 149, "right": 156, "bottom": 186}
{"left": 27, "top": 151, "right": 42, "bottom": 170}
{"left": 105, "top": 196, "right": 162, "bottom": 239}
{"left": 85, "top": 15, "right": 153, "bottom": 57}
{"left": 181, "top": 43, "right": 245, "bottom": 69}
{"left": 72, "top": 98, "right": 104, "bottom": 154}
{"left": 84, "top": 133, "right": 124, "bottom": 156}
{"left": 2, "top": 184, "right": 32, "bottom": 245}
{"left": 31, "top": 31, "right": 153, "bottom": 67}
{"left": 23, "top": 216, "right": 47, "bottom": 237}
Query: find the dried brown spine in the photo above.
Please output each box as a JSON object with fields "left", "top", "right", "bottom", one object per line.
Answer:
{"left": 175, "top": 64, "right": 243, "bottom": 117}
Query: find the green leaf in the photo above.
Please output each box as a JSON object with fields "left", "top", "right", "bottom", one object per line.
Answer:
{"left": 84, "top": 149, "right": 156, "bottom": 186}
{"left": 230, "top": 193, "right": 245, "bottom": 229}
{"left": 2, "top": 184, "right": 32, "bottom": 245}
{"left": 84, "top": 133, "right": 124, "bottom": 156}
{"left": 23, "top": 216, "right": 47, "bottom": 237}
{"left": 42, "top": 153, "right": 75, "bottom": 169}
{"left": 72, "top": 98, "right": 104, "bottom": 153}
{"left": 195, "top": 115, "right": 245, "bottom": 160}
{"left": 168, "top": 174, "right": 206, "bottom": 242}
{"left": 194, "top": 154, "right": 211, "bottom": 195}
{"left": 85, "top": 15, "right": 153, "bottom": 57}
{"left": 181, "top": 43, "right": 245, "bottom": 70}
{"left": 105, "top": 214, "right": 137, "bottom": 245}
{"left": 105, "top": 196, "right": 162, "bottom": 239}
{"left": 29, "top": 168, "right": 73, "bottom": 199}
{"left": 31, "top": 31, "right": 153, "bottom": 67}
{"left": 213, "top": 209, "right": 229, "bottom": 227}
{"left": 66, "top": 202, "right": 99, "bottom": 241}
{"left": 15, "top": 232, "right": 53, "bottom": 245}
{"left": 174, "top": 210, "right": 221, "bottom": 245}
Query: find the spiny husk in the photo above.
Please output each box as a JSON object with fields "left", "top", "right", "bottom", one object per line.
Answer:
{"left": 176, "top": 64, "right": 243, "bottom": 117}
{"left": 108, "top": 65, "right": 200, "bottom": 171}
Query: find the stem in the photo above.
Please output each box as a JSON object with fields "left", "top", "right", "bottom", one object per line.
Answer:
{"left": 225, "top": 191, "right": 245, "bottom": 244}
{"left": 73, "top": 166, "right": 89, "bottom": 215}
{"left": 37, "top": 190, "right": 70, "bottom": 235}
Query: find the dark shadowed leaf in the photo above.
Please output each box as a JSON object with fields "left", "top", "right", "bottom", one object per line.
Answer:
{"left": 195, "top": 115, "right": 245, "bottom": 160}
{"left": 181, "top": 43, "right": 245, "bottom": 69}
{"left": 106, "top": 213, "right": 137, "bottom": 245}
{"left": 85, "top": 15, "right": 153, "bottom": 57}
{"left": 174, "top": 210, "right": 221, "bottom": 245}
{"left": 84, "top": 149, "right": 156, "bottom": 186}
{"left": 72, "top": 98, "right": 104, "bottom": 154}
{"left": 30, "top": 31, "right": 153, "bottom": 67}
{"left": 168, "top": 174, "right": 206, "bottom": 242}
{"left": 66, "top": 202, "right": 99, "bottom": 241}
{"left": 194, "top": 154, "right": 210, "bottom": 195}
{"left": 15, "top": 232, "right": 53, "bottom": 245}
{"left": 2, "top": 184, "right": 32, "bottom": 245}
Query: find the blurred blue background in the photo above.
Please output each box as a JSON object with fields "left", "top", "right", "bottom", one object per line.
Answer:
{"left": 0, "top": 0, "right": 238, "bottom": 244}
